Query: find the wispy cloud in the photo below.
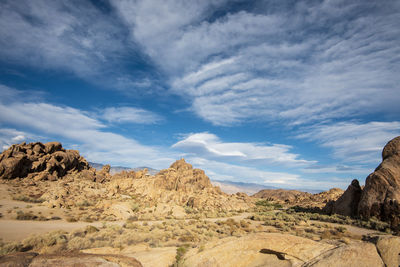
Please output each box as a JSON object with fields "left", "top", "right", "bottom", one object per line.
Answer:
{"left": 0, "top": 85, "right": 175, "bottom": 168}
{"left": 186, "top": 157, "right": 347, "bottom": 190}
{"left": 101, "top": 107, "right": 163, "bottom": 124}
{"left": 113, "top": 0, "right": 400, "bottom": 126}
{"left": 173, "top": 132, "right": 314, "bottom": 167}
{"left": 297, "top": 121, "right": 400, "bottom": 163}
{"left": 0, "top": 0, "right": 159, "bottom": 93}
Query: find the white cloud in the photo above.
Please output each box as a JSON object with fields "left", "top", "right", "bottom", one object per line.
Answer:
{"left": 113, "top": 0, "right": 400, "bottom": 126}
{"left": 173, "top": 132, "right": 315, "bottom": 167}
{"left": 187, "top": 156, "right": 300, "bottom": 183}
{"left": 0, "top": 128, "right": 31, "bottom": 151}
{"left": 297, "top": 121, "right": 400, "bottom": 164}
{"left": 0, "top": 0, "right": 157, "bottom": 93}
{"left": 0, "top": 86, "right": 176, "bottom": 168}
{"left": 301, "top": 164, "right": 369, "bottom": 175}
{"left": 186, "top": 156, "right": 346, "bottom": 190}
{"left": 101, "top": 107, "right": 162, "bottom": 124}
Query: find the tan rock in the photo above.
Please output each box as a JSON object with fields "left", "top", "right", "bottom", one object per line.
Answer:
{"left": 304, "top": 242, "right": 384, "bottom": 267}
{"left": 183, "top": 233, "right": 335, "bottom": 267}
{"left": 44, "top": 142, "right": 63, "bottom": 154}
{"left": 367, "top": 235, "right": 400, "bottom": 267}
{"left": 358, "top": 136, "right": 400, "bottom": 229}
{"left": 0, "top": 141, "right": 90, "bottom": 180}
{"left": 326, "top": 179, "right": 362, "bottom": 217}
{"left": 0, "top": 252, "right": 38, "bottom": 267}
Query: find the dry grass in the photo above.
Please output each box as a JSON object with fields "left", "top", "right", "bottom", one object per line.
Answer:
{"left": 12, "top": 195, "right": 45, "bottom": 203}
{"left": 0, "top": 217, "right": 258, "bottom": 256}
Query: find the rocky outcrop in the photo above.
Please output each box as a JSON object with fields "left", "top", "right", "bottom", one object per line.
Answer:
{"left": 358, "top": 136, "right": 400, "bottom": 229}
{"left": 0, "top": 142, "right": 90, "bottom": 181}
{"left": 156, "top": 159, "right": 213, "bottom": 191}
{"left": 365, "top": 235, "right": 400, "bottom": 267}
{"left": 303, "top": 242, "right": 384, "bottom": 267}
{"left": 253, "top": 189, "right": 312, "bottom": 203}
{"left": 323, "top": 136, "right": 400, "bottom": 230}
{"left": 254, "top": 188, "right": 344, "bottom": 208}
{"left": 108, "top": 158, "right": 253, "bottom": 211}
{"left": 324, "top": 179, "right": 362, "bottom": 217}
{"left": 183, "top": 233, "right": 387, "bottom": 267}
{"left": 183, "top": 233, "right": 335, "bottom": 267}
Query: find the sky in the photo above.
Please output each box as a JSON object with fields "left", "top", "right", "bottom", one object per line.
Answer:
{"left": 0, "top": 0, "right": 399, "bottom": 191}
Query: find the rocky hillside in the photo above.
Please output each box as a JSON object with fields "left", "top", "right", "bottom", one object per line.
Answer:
{"left": 0, "top": 142, "right": 89, "bottom": 181}
{"left": 253, "top": 189, "right": 312, "bottom": 202}
{"left": 0, "top": 142, "right": 252, "bottom": 220}
{"left": 108, "top": 159, "right": 252, "bottom": 212}
{"left": 325, "top": 136, "right": 400, "bottom": 230}
{"left": 254, "top": 188, "right": 344, "bottom": 208}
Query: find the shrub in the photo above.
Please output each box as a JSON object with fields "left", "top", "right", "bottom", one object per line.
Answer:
{"left": 173, "top": 244, "right": 190, "bottom": 266}
{"left": 16, "top": 211, "right": 38, "bottom": 220}
{"left": 66, "top": 217, "right": 78, "bottom": 222}
{"left": 129, "top": 201, "right": 140, "bottom": 212}
{"left": 12, "top": 195, "right": 45, "bottom": 203}
{"left": 255, "top": 200, "right": 283, "bottom": 209}
{"left": 77, "top": 200, "right": 92, "bottom": 207}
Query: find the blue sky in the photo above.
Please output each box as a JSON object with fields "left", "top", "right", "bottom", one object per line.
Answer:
{"left": 0, "top": 0, "right": 399, "bottom": 190}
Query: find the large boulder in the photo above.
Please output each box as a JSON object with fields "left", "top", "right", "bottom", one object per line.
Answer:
{"left": 0, "top": 141, "right": 90, "bottom": 180}
{"left": 358, "top": 136, "right": 400, "bottom": 229}
{"left": 183, "top": 233, "right": 335, "bottom": 267}
{"left": 326, "top": 179, "right": 362, "bottom": 217}
{"left": 365, "top": 235, "right": 400, "bottom": 267}
{"left": 304, "top": 242, "right": 384, "bottom": 267}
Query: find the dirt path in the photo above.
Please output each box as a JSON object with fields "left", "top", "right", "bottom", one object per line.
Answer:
{"left": 0, "top": 219, "right": 106, "bottom": 242}
{"left": 309, "top": 219, "right": 381, "bottom": 237}
{"left": 0, "top": 213, "right": 252, "bottom": 242}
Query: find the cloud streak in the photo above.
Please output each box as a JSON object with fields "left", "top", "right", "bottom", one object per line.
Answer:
{"left": 297, "top": 121, "right": 400, "bottom": 164}
{"left": 101, "top": 107, "right": 163, "bottom": 124}
{"left": 113, "top": 0, "right": 400, "bottom": 126}
{"left": 0, "top": 85, "right": 175, "bottom": 168}
{"left": 173, "top": 132, "right": 315, "bottom": 167}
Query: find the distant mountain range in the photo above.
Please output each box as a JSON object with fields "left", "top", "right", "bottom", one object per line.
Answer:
{"left": 88, "top": 162, "right": 159, "bottom": 176}
{"left": 211, "top": 180, "right": 323, "bottom": 195}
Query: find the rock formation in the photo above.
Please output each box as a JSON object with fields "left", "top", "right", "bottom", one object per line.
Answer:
{"left": 0, "top": 142, "right": 90, "bottom": 181}
{"left": 254, "top": 188, "right": 344, "bottom": 208}
{"left": 253, "top": 189, "right": 312, "bottom": 203}
{"left": 358, "top": 136, "right": 400, "bottom": 228}
{"left": 109, "top": 158, "right": 252, "bottom": 212}
{"left": 183, "top": 233, "right": 385, "bottom": 267}
{"left": 324, "top": 179, "right": 362, "bottom": 217}
{"left": 324, "top": 136, "right": 400, "bottom": 230}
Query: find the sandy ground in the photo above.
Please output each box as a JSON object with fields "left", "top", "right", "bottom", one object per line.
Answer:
{"left": 0, "top": 219, "right": 105, "bottom": 242}
{"left": 0, "top": 210, "right": 252, "bottom": 242}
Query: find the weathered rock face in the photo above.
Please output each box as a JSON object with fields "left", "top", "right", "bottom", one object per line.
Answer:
{"left": 358, "top": 136, "right": 400, "bottom": 228}
{"left": 254, "top": 188, "right": 344, "bottom": 209}
{"left": 156, "top": 159, "right": 213, "bottom": 191}
{"left": 183, "top": 233, "right": 335, "bottom": 267}
{"left": 325, "top": 179, "right": 362, "bottom": 217}
{"left": 0, "top": 142, "right": 90, "bottom": 181}
{"left": 183, "top": 233, "right": 386, "bottom": 267}
{"left": 365, "top": 235, "right": 400, "bottom": 267}
{"left": 304, "top": 242, "right": 384, "bottom": 267}
{"left": 108, "top": 158, "right": 253, "bottom": 211}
